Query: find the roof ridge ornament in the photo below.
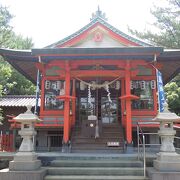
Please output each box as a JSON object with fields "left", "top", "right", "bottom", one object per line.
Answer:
{"left": 90, "top": 6, "right": 108, "bottom": 21}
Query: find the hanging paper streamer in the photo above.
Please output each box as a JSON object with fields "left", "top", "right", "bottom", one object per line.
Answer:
{"left": 105, "top": 84, "right": 112, "bottom": 103}
{"left": 88, "top": 85, "right": 93, "bottom": 108}
{"left": 76, "top": 76, "right": 122, "bottom": 89}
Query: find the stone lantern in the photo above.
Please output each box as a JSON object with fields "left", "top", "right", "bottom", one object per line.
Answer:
{"left": 9, "top": 105, "right": 42, "bottom": 171}
{"left": 153, "top": 102, "right": 180, "bottom": 171}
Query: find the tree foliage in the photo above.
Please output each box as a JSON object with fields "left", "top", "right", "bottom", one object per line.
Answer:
{"left": 164, "top": 81, "right": 180, "bottom": 115}
{"left": 129, "top": 0, "right": 180, "bottom": 48}
{"left": 0, "top": 5, "right": 35, "bottom": 96}
{"left": 129, "top": 0, "right": 180, "bottom": 114}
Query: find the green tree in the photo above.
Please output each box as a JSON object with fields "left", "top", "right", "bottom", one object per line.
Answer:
{"left": 0, "top": 5, "right": 12, "bottom": 48}
{"left": 129, "top": 0, "right": 180, "bottom": 48}
{"left": 0, "top": 5, "right": 35, "bottom": 96}
{"left": 164, "top": 81, "right": 180, "bottom": 115}
{"left": 129, "top": 0, "right": 180, "bottom": 114}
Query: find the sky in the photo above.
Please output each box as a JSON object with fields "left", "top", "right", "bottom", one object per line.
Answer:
{"left": 1, "top": 0, "right": 165, "bottom": 48}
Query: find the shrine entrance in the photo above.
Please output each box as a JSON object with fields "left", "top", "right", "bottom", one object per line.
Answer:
{"left": 77, "top": 79, "right": 121, "bottom": 127}
{"left": 71, "top": 79, "right": 124, "bottom": 152}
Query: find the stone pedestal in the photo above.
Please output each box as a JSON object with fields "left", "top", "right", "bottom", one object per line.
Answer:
{"left": 154, "top": 152, "right": 180, "bottom": 171}
{"left": 147, "top": 167, "right": 180, "bottom": 180}
{"left": 8, "top": 106, "right": 42, "bottom": 171}
{"left": 148, "top": 102, "right": 180, "bottom": 180}
{"left": 0, "top": 106, "right": 46, "bottom": 180}
{"left": 153, "top": 125, "right": 180, "bottom": 171}
{"left": 9, "top": 152, "right": 41, "bottom": 171}
{"left": 0, "top": 168, "right": 46, "bottom": 180}
{"left": 153, "top": 120, "right": 180, "bottom": 172}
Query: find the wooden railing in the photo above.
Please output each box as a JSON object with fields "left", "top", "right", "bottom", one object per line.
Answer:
{"left": 0, "top": 134, "right": 14, "bottom": 152}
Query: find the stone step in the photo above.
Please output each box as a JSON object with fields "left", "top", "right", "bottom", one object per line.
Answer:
{"left": 71, "top": 136, "right": 124, "bottom": 141}
{"left": 48, "top": 154, "right": 138, "bottom": 161}
{"left": 71, "top": 122, "right": 125, "bottom": 153}
{"left": 71, "top": 149, "right": 124, "bottom": 153}
{"left": 50, "top": 160, "right": 143, "bottom": 167}
{"left": 71, "top": 141, "right": 124, "bottom": 148}
{"left": 47, "top": 167, "right": 144, "bottom": 176}
{"left": 71, "top": 134, "right": 123, "bottom": 139}
{"left": 44, "top": 175, "right": 149, "bottom": 180}
{"left": 72, "top": 127, "right": 122, "bottom": 132}
{"left": 72, "top": 143, "right": 123, "bottom": 150}
{"left": 72, "top": 130, "right": 123, "bottom": 135}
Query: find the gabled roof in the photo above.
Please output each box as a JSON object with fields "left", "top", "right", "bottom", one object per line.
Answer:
{"left": 0, "top": 47, "right": 179, "bottom": 84}
{"left": 46, "top": 16, "right": 151, "bottom": 48}
{"left": 0, "top": 8, "right": 179, "bottom": 85}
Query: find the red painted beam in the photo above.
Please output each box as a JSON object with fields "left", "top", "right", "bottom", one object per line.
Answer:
{"left": 71, "top": 70, "right": 125, "bottom": 78}
{"left": 70, "top": 60, "right": 126, "bottom": 69}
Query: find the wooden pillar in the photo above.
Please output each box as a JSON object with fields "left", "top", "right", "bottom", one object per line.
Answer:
{"left": 121, "top": 79, "right": 125, "bottom": 127}
{"left": 72, "top": 79, "right": 76, "bottom": 126}
{"left": 125, "top": 61, "right": 132, "bottom": 144}
{"left": 63, "top": 61, "right": 70, "bottom": 144}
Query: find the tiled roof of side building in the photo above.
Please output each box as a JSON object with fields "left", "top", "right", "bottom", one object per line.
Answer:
{"left": 0, "top": 95, "right": 40, "bottom": 107}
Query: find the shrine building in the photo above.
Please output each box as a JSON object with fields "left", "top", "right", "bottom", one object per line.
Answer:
{"left": 0, "top": 9, "right": 180, "bottom": 152}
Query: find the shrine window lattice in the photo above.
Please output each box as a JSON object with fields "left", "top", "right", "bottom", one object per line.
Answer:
{"left": 131, "top": 80, "right": 155, "bottom": 110}
{"left": 44, "top": 80, "right": 65, "bottom": 110}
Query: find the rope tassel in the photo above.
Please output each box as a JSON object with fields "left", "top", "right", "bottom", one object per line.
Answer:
{"left": 88, "top": 85, "right": 92, "bottom": 107}
{"left": 105, "top": 84, "right": 112, "bottom": 103}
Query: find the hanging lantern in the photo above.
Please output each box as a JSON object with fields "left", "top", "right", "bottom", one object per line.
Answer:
{"left": 45, "top": 80, "right": 51, "bottom": 89}
{"left": 140, "top": 81, "right": 146, "bottom": 89}
{"left": 52, "top": 81, "right": 60, "bottom": 91}
{"left": 135, "top": 81, "right": 139, "bottom": 89}
{"left": 116, "top": 81, "right": 121, "bottom": 90}
{"left": 130, "top": 81, "right": 134, "bottom": 90}
{"left": 151, "top": 80, "right": 156, "bottom": 89}
{"left": 80, "top": 81, "right": 86, "bottom": 90}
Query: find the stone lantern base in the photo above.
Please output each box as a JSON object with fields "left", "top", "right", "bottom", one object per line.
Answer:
{"left": 0, "top": 169, "right": 46, "bottom": 180}
{"left": 154, "top": 152, "right": 180, "bottom": 171}
{"left": 9, "top": 152, "right": 41, "bottom": 171}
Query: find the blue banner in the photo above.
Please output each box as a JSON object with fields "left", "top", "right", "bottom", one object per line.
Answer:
{"left": 157, "top": 70, "right": 165, "bottom": 112}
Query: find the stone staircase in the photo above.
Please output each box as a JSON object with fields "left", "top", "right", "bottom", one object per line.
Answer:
{"left": 43, "top": 155, "right": 149, "bottom": 180}
{"left": 70, "top": 123, "right": 125, "bottom": 153}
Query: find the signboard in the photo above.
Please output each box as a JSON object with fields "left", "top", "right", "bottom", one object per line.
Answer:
{"left": 157, "top": 70, "right": 165, "bottom": 112}
{"left": 107, "top": 142, "right": 120, "bottom": 147}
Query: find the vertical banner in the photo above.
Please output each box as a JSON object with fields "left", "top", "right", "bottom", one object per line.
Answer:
{"left": 157, "top": 70, "right": 165, "bottom": 112}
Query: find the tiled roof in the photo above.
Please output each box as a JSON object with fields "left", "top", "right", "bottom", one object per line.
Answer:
{"left": 46, "top": 17, "right": 151, "bottom": 48}
{"left": 0, "top": 95, "right": 40, "bottom": 107}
